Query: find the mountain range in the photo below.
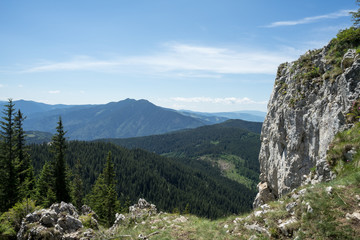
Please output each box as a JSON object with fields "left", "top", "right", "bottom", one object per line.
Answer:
{"left": 0, "top": 99, "right": 265, "bottom": 140}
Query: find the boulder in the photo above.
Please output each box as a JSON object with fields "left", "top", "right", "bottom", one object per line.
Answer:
{"left": 129, "top": 198, "right": 157, "bottom": 219}
{"left": 244, "top": 223, "right": 270, "bottom": 236}
{"left": 278, "top": 218, "right": 298, "bottom": 236}
{"left": 17, "top": 202, "right": 94, "bottom": 240}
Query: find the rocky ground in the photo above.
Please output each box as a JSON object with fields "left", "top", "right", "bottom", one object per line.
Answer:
{"left": 17, "top": 170, "right": 360, "bottom": 240}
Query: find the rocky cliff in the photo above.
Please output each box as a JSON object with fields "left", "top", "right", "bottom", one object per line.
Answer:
{"left": 254, "top": 40, "right": 360, "bottom": 207}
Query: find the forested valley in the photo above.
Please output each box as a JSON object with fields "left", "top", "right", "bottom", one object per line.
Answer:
{"left": 0, "top": 99, "right": 261, "bottom": 236}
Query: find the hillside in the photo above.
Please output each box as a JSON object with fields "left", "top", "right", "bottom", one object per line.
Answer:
{"left": 28, "top": 141, "right": 256, "bottom": 219}
{"left": 99, "top": 119, "right": 262, "bottom": 190}
{"left": 25, "top": 131, "right": 53, "bottom": 144}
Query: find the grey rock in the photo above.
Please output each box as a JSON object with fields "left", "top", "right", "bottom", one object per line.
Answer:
{"left": 58, "top": 215, "right": 83, "bottom": 233}
{"left": 17, "top": 202, "right": 90, "bottom": 240}
{"left": 244, "top": 223, "right": 270, "bottom": 236}
{"left": 110, "top": 213, "right": 126, "bottom": 230}
{"left": 306, "top": 203, "right": 313, "bottom": 213}
{"left": 298, "top": 189, "right": 307, "bottom": 196}
{"left": 355, "top": 195, "right": 360, "bottom": 201}
{"left": 39, "top": 210, "right": 58, "bottom": 227}
{"left": 325, "top": 186, "right": 333, "bottom": 195}
{"left": 285, "top": 202, "right": 297, "bottom": 213}
{"left": 253, "top": 182, "right": 276, "bottom": 208}
{"left": 254, "top": 210, "right": 264, "bottom": 217}
{"left": 173, "top": 215, "right": 188, "bottom": 223}
{"left": 344, "top": 148, "right": 357, "bottom": 162}
{"left": 346, "top": 212, "right": 360, "bottom": 221}
{"left": 254, "top": 44, "right": 360, "bottom": 206}
{"left": 81, "top": 205, "right": 99, "bottom": 220}
{"left": 278, "top": 218, "right": 298, "bottom": 236}
{"left": 51, "top": 202, "right": 79, "bottom": 218}
{"left": 129, "top": 198, "right": 157, "bottom": 219}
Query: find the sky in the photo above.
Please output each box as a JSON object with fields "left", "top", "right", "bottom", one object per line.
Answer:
{"left": 0, "top": 0, "right": 357, "bottom": 112}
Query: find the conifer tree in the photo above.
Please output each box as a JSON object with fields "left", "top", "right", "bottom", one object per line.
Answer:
{"left": 14, "top": 110, "right": 35, "bottom": 199}
{"left": 51, "top": 117, "right": 71, "bottom": 203}
{"left": 352, "top": 0, "right": 360, "bottom": 27}
{"left": 71, "top": 159, "right": 84, "bottom": 210}
{"left": 0, "top": 99, "right": 18, "bottom": 211}
{"left": 86, "top": 151, "right": 118, "bottom": 227}
{"left": 35, "top": 161, "right": 56, "bottom": 207}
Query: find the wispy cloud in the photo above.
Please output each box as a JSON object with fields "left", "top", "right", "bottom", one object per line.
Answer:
{"left": 171, "top": 97, "right": 267, "bottom": 105}
{"left": 48, "top": 90, "right": 60, "bottom": 94}
{"left": 265, "top": 9, "right": 354, "bottom": 28}
{"left": 24, "top": 43, "right": 297, "bottom": 75}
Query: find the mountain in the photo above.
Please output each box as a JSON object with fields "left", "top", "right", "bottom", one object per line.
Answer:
{"left": 1, "top": 99, "right": 265, "bottom": 140}
{"left": 18, "top": 99, "right": 205, "bottom": 140}
{"left": 0, "top": 99, "right": 77, "bottom": 116}
{"left": 99, "top": 119, "right": 262, "bottom": 190}
{"left": 179, "top": 110, "right": 266, "bottom": 123}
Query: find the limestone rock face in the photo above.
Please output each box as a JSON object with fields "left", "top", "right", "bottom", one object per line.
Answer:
{"left": 254, "top": 46, "right": 360, "bottom": 207}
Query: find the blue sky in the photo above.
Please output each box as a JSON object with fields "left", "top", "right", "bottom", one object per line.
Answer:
{"left": 0, "top": 0, "right": 356, "bottom": 112}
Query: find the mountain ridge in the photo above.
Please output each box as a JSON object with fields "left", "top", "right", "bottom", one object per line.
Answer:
{"left": 1, "top": 99, "right": 265, "bottom": 140}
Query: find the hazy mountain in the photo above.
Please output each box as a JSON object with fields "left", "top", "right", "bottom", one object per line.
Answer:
{"left": 20, "top": 99, "right": 205, "bottom": 140}
{"left": 0, "top": 99, "right": 77, "bottom": 116}
{"left": 179, "top": 110, "right": 266, "bottom": 123}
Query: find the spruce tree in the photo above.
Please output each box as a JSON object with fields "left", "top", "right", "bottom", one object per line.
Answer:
{"left": 14, "top": 109, "right": 35, "bottom": 199}
{"left": 0, "top": 99, "right": 18, "bottom": 211}
{"left": 35, "top": 161, "right": 56, "bottom": 207}
{"left": 71, "top": 159, "right": 84, "bottom": 210}
{"left": 86, "top": 151, "right": 118, "bottom": 227}
{"left": 352, "top": 0, "right": 360, "bottom": 27}
{"left": 51, "top": 117, "right": 71, "bottom": 203}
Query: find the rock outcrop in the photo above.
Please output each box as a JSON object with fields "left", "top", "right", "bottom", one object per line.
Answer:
{"left": 17, "top": 202, "right": 96, "bottom": 240}
{"left": 110, "top": 198, "right": 157, "bottom": 230}
{"left": 254, "top": 45, "right": 360, "bottom": 207}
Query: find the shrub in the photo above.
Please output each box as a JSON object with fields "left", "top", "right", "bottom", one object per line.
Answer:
{"left": 346, "top": 99, "right": 360, "bottom": 123}
{"left": 79, "top": 213, "right": 99, "bottom": 229}
{"left": 0, "top": 198, "right": 39, "bottom": 239}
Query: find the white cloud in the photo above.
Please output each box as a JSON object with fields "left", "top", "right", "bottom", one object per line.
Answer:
{"left": 48, "top": 90, "right": 60, "bottom": 94}
{"left": 171, "top": 97, "right": 267, "bottom": 105}
{"left": 18, "top": 84, "right": 23, "bottom": 88}
{"left": 266, "top": 9, "right": 354, "bottom": 28}
{"left": 0, "top": 84, "right": 3, "bottom": 88}
{"left": 24, "top": 43, "right": 297, "bottom": 75}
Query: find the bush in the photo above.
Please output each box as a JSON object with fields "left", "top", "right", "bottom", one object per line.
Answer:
{"left": 346, "top": 99, "right": 360, "bottom": 123}
{"left": 0, "top": 198, "right": 39, "bottom": 239}
{"left": 327, "top": 121, "right": 360, "bottom": 175}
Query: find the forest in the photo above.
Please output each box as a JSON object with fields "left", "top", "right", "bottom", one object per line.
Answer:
{"left": 100, "top": 119, "right": 261, "bottom": 190}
